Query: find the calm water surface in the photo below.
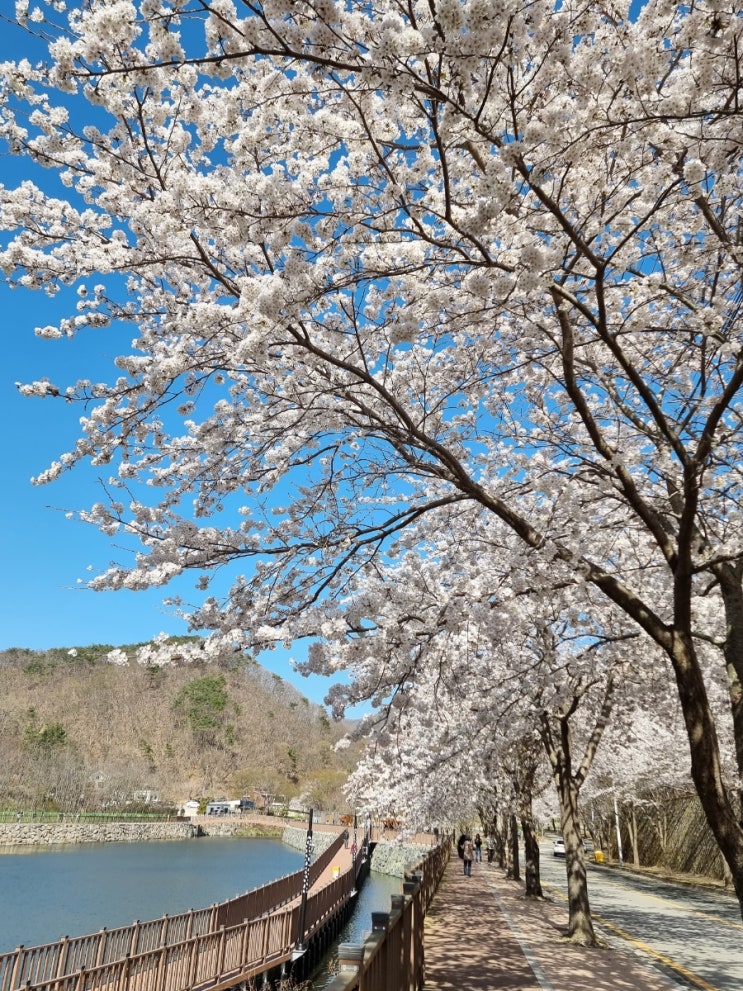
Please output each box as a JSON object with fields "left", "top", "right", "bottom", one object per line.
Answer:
{"left": 0, "top": 837, "right": 303, "bottom": 954}
{"left": 311, "top": 869, "right": 402, "bottom": 988}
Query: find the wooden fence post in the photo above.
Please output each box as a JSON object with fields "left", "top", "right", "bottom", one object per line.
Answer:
{"left": 95, "top": 932, "right": 107, "bottom": 969}
{"left": 128, "top": 924, "right": 140, "bottom": 958}
{"left": 54, "top": 940, "right": 70, "bottom": 981}
{"left": 187, "top": 939, "right": 199, "bottom": 989}
{"left": 116, "top": 954, "right": 131, "bottom": 991}
{"left": 336, "top": 944, "right": 363, "bottom": 975}
{"left": 391, "top": 894, "right": 411, "bottom": 991}
{"left": 9, "top": 946, "right": 24, "bottom": 991}
{"left": 216, "top": 927, "right": 227, "bottom": 979}
{"left": 371, "top": 912, "right": 395, "bottom": 991}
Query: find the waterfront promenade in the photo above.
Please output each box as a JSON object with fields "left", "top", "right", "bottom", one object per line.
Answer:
{"left": 423, "top": 856, "right": 678, "bottom": 991}
{"left": 0, "top": 826, "right": 361, "bottom": 991}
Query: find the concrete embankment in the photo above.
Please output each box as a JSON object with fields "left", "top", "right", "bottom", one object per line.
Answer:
{"left": 0, "top": 817, "right": 433, "bottom": 879}
{"left": 0, "top": 820, "right": 196, "bottom": 847}
{"left": 370, "top": 841, "right": 431, "bottom": 877}
{"left": 281, "top": 825, "right": 338, "bottom": 855}
{"left": 283, "top": 823, "right": 430, "bottom": 878}
{"left": 0, "top": 816, "right": 323, "bottom": 848}
{"left": 194, "top": 819, "right": 284, "bottom": 839}
{"left": 279, "top": 821, "right": 431, "bottom": 880}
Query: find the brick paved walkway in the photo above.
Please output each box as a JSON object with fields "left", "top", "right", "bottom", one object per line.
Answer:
{"left": 423, "top": 856, "right": 679, "bottom": 991}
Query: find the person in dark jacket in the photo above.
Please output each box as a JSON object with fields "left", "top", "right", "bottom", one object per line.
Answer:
{"left": 474, "top": 833, "right": 483, "bottom": 862}
{"left": 462, "top": 836, "right": 474, "bottom": 876}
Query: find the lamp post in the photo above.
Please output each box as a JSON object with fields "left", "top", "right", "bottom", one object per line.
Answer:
{"left": 350, "top": 812, "right": 358, "bottom": 895}
{"left": 294, "top": 807, "right": 314, "bottom": 956}
{"left": 613, "top": 786, "right": 624, "bottom": 868}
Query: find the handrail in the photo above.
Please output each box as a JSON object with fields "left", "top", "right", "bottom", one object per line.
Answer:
{"left": 1, "top": 834, "right": 368, "bottom": 991}
{"left": 322, "top": 840, "right": 451, "bottom": 991}
{"left": 0, "top": 813, "right": 180, "bottom": 825}
{"left": 0, "top": 830, "right": 347, "bottom": 991}
{"left": 300, "top": 839, "right": 366, "bottom": 946}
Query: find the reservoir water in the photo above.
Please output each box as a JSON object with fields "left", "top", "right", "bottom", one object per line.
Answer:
{"left": 0, "top": 837, "right": 403, "bottom": 988}
{"left": 312, "top": 869, "right": 402, "bottom": 988}
{"left": 0, "top": 837, "right": 303, "bottom": 954}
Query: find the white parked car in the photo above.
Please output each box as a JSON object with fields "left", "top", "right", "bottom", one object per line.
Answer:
{"left": 553, "top": 838, "right": 566, "bottom": 857}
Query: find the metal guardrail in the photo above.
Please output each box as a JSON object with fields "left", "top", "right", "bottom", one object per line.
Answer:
{"left": 0, "top": 831, "right": 364, "bottom": 991}
{"left": 0, "top": 831, "right": 347, "bottom": 991}
{"left": 0, "top": 813, "right": 180, "bottom": 825}
{"left": 323, "top": 840, "right": 450, "bottom": 991}
{"left": 7, "top": 909, "right": 300, "bottom": 991}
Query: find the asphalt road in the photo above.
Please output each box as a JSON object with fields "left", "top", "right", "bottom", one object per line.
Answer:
{"left": 539, "top": 841, "right": 743, "bottom": 991}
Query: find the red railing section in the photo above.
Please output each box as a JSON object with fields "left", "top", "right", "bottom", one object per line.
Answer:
{"left": 0, "top": 830, "right": 354, "bottom": 991}
{"left": 0, "top": 829, "right": 446, "bottom": 991}
{"left": 323, "top": 840, "right": 450, "bottom": 991}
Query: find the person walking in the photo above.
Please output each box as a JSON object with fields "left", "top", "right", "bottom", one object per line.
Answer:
{"left": 474, "top": 833, "right": 483, "bottom": 863}
{"left": 462, "top": 835, "right": 474, "bottom": 876}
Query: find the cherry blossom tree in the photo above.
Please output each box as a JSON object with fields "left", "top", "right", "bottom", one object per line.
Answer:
{"left": 587, "top": 650, "right": 737, "bottom": 875}
{"left": 2, "top": 0, "right": 743, "bottom": 907}
{"left": 308, "top": 518, "right": 643, "bottom": 941}
{"left": 477, "top": 608, "right": 638, "bottom": 941}
{"left": 493, "top": 736, "right": 545, "bottom": 897}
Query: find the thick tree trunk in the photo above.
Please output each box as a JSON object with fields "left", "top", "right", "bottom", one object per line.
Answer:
{"left": 712, "top": 564, "right": 743, "bottom": 786}
{"left": 510, "top": 813, "right": 520, "bottom": 882}
{"left": 477, "top": 798, "right": 505, "bottom": 868}
{"left": 511, "top": 746, "right": 543, "bottom": 896}
{"left": 628, "top": 803, "right": 640, "bottom": 868}
{"left": 556, "top": 777, "right": 597, "bottom": 944}
{"left": 504, "top": 813, "right": 515, "bottom": 879}
{"left": 521, "top": 815, "right": 543, "bottom": 898}
{"left": 669, "top": 632, "right": 743, "bottom": 914}
{"left": 539, "top": 701, "right": 603, "bottom": 945}
{"left": 494, "top": 820, "right": 506, "bottom": 869}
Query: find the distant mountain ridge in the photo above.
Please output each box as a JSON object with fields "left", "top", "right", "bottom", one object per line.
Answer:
{"left": 0, "top": 641, "right": 357, "bottom": 814}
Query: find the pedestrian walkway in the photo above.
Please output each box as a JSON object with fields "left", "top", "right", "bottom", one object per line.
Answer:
{"left": 312, "top": 835, "right": 355, "bottom": 887}
{"left": 423, "top": 856, "right": 678, "bottom": 991}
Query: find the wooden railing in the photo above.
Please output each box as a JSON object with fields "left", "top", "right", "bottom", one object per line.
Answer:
{"left": 7, "top": 909, "right": 300, "bottom": 991}
{"left": 323, "top": 840, "right": 451, "bottom": 991}
{"left": 0, "top": 837, "right": 366, "bottom": 991}
{"left": 0, "top": 830, "right": 348, "bottom": 991}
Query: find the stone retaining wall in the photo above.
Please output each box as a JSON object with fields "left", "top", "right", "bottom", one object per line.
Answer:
{"left": 281, "top": 826, "right": 430, "bottom": 878}
{"left": 282, "top": 825, "right": 337, "bottom": 855}
{"left": 195, "top": 820, "right": 251, "bottom": 838}
{"left": 0, "top": 821, "right": 196, "bottom": 847}
{"left": 370, "top": 841, "right": 430, "bottom": 878}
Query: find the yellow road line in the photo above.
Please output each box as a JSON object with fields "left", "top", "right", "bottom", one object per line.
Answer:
{"left": 542, "top": 883, "right": 722, "bottom": 991}
{"left": 593, "top": 914, "right": 720, "bottom": 991}
{"left": 593, "top": 876, "right": 743, "bottom": 933}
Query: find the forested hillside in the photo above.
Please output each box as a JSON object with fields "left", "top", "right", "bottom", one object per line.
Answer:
{"left": 0, "top": 641, "right": 358, "bottom": 814}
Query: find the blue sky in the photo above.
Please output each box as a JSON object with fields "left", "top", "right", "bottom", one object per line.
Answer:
{"left": 0, "top": 290, "right": 341, "bottom": 700}
{"left": 0, "top": 21, "right": 194, "bottom": 655}
{"left": 0, "top": 292, "right": 339, "bottom": 703}
{"left": 0, "top": 13, "right": 359, "bottom": 712}
{"left": 0, "top": 25, "right": 126, "bottom": 656}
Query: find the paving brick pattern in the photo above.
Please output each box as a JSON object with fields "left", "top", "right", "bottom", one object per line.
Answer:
{"left": 423, "top": 857, "right": 678, "bottom": 991}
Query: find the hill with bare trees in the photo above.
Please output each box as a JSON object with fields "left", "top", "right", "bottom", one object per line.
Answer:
{"left": 0, "top": 641, "right": 358, "bottom": 815}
